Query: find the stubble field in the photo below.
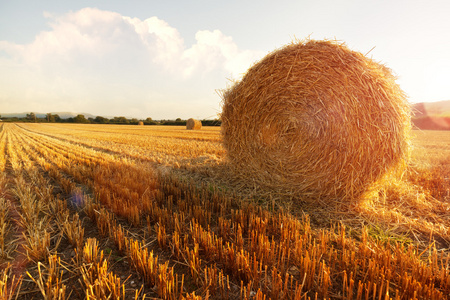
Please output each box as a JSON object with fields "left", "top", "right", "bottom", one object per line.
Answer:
{"left": 0, "top": 123, "right": 449, "bottom": 299}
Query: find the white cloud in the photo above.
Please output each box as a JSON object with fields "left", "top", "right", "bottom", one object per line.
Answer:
{"left": 182, "top": 30, "right": 263, "bottom": 78}
{"left": 2, "top": 7, "right": 262, "bottom": 78}
{"left": 0, "top": 7, "right": 264, "bottom": 118}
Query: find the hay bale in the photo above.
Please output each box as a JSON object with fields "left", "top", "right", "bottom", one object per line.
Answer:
{"left": 186, "top": 118, "right": 202, "bottom": 130}
{"left": 221, "top": 40, "right": 411, "bottom": 199}
{"left": 138, "top": 121, "right": 144, "bottom": 126}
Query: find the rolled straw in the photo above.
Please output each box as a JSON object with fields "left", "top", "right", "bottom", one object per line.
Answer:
{"left": 221, "top": 39, "right": 411, "bottom": 200}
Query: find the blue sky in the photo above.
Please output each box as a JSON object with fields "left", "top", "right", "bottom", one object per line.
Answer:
{"left": 1, "top": 0, "right": 449, "bottom": 119}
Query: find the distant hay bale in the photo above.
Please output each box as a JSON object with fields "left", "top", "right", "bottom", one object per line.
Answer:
{"left": 138, "top": 121, "right": 144, "bottom": 126}
{"left": 221, "top": 40, "right": 411, "bottom": 200}
{"left": 186, "top": 118, "right": 202, "bottom": 130}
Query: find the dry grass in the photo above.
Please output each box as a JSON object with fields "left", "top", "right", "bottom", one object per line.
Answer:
{"left": 27, "top": 254, "right": 67, "bottom": 300}
{"left": 0, "top": 198, "right": 11, "bottom": 260}
{"left": 221, "top": 39, "right": 411, "bottom": 200}
{"left": 0, "top": 264, "right": 22, "bottom": 300}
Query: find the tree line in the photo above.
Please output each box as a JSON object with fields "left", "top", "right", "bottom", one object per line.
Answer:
{"left": 0, "top": 113, "right": 221, "bottom": 126}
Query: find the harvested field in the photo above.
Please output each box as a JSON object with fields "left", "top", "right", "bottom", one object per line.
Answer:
{"left": 0, "top": 123, "right": 449, "bottom": 299}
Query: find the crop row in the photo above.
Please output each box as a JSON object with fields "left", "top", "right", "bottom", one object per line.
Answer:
{"left": 19, "top": 123, "right": 224, "bottom": 165}
{"left": 1, "top": 124, "right": 148, "bottom": 299}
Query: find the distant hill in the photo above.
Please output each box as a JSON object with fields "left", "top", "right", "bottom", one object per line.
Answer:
{"left": 412, "top": 100, "right": 450, "bottom": 130}
{"left": 51, "top": 112, "right": 97, "bottom": 119}
{"left": 1, "top": 112, "right": 96, "bottom": 119}
{"left": 412, "top": 100, "right": 450, "bottom": 117}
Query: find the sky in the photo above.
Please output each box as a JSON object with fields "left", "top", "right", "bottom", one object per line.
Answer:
{"left": 1, "top": 0, "right": 449, "bottom": 120}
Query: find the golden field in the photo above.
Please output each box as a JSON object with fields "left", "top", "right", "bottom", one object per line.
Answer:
{"left": 0, "top": 123, "right": 449, "bottom": 299}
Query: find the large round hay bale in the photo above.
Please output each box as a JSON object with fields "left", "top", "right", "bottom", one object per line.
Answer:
{"left": 221, "top": 40, "right": 411, "bottom": 199}
{"left": 186, "top": 118, "right": 202, "bottom": 130}
{"left": 138, "top": 121, "right": 144, "bottom": 126}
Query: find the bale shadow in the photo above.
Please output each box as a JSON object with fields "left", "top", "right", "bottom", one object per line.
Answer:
{"left": 170, "top": 156, "right": 450, "bottom": 250}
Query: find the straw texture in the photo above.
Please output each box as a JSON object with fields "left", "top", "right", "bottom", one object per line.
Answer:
{"left": 186, "top": 118, "right": 202, "bottom": 130}
{"left": 221, "top": 40, "right": 411, "bottom": 200}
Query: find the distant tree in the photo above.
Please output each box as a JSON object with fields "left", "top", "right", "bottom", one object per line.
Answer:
{"left": 162, "top": 119, "right": 186, "bottom": 126}
{"left": 54, "top": 114, "right": 61, "bottom": 122}
{"left": 111, "top": 116, "right": 129, "bottom": 124}
{"left": 46, "top": 113, "right": 56, "bottom": 122}
{"left": 130, "top": 118, "right": 139, "bottom": 125}
{"left": 201, "top": 119, "right": 221, "bottom": 126}
{"left": 144, "top": 117, "right": 157, "bottom": 125}
{"left": 94, "top": 116, "right": 109, "bottom": 124}
{"left": 74, "top": 114, "right": 89, "bottom": 123}
{"left": 27, "top": 112, "right": 36, "bottom": 122}
{"left": 2, "top": 117, "right": 16, "bottom": 122}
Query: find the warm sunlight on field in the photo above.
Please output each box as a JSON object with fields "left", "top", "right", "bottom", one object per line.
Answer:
{"left": 1, "top": 123, "right": 449, "bottom": 299}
